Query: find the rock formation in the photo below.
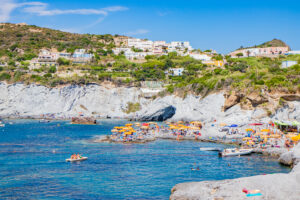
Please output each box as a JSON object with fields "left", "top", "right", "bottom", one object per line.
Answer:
{"left": 170, "top": 144, "right": 300, "bottom": 200}
{"left": 0, "top": 82, "right": 299, "bottom": 123}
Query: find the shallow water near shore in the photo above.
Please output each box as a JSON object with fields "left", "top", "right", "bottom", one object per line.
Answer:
{"left": 0, "top": 119, "right": 290, "bottom": 199}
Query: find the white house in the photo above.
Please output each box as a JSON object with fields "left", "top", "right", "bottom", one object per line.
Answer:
{"left": 153, "top": 41, "right": 166, "bottom": 47}
{"left": 286, "top": 51, "right": 300, "bottom": 55}
{"left": 189, "top": 52, "right": 212, "bottom": 61}
{"left": 168, "top": 68, "right": 184, "bottom": 76}
{"left": 72, "top": 49, "right": 93, "bottom": 64}
{"left": 128, "top": 38, "right": 153, "bottom": 51}
{"left": 169, "top": 41, "right": 193, "bottom": 51}
{"left": 0, "top": 62, "right": 7, "bottom": 67}
{"left": 113, "top": 47, "right": 132, "bottom": 55}
{"left": 281, "top": 61, "right": 298, "bottom": 68}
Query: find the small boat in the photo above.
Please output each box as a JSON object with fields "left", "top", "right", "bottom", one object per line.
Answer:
{"left": 0, "top": 121, "right": 5, "bottom": 127}
{"left": 39, "top": 119, "right": 50, "bottom": 123}
{"left": 219, "top": 148, "right": 253, "bottom": 157}
{"left": 200, "top": 147, "right": 221, "bottom": 151}
{"left": 66, "top": 156, "right": 88, "bottom": 162}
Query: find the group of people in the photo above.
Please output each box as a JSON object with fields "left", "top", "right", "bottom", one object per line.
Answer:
{"left": 71, "top": 154, "right": 82, "bottom": 159}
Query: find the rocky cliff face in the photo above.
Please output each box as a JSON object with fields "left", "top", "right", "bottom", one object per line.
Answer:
{"left": 0, "top": 82, "right": 299, "bottom": 123}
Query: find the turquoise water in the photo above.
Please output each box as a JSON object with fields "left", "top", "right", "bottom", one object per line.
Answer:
{"left": 0, "top": 120, "right": 290, "bottom": 199}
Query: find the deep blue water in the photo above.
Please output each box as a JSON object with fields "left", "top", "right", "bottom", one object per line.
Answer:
{"left": 0, "top": 120, "right": 290, "bottom": 199}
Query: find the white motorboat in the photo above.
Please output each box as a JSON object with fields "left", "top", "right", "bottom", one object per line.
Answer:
{"left": 66, "top": 156, "right": 88, "bottom": 162}
{"left": 200, "top": 147, "right": 222, "bottom": 151}
{"left": 219, "top": 148, "right": 253, "bottom": 157}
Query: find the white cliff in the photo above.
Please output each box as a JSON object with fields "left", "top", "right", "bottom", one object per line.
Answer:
{"left": 0, "top": 82, "right": 299, "bottom": 123}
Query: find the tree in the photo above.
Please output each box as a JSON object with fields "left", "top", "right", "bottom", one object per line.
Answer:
{"left": 236, "top": 53, "right": 243, "bottom": 58}
{"left": 164, "top": 59, "right": 173, "bottom": 70}
{"left": 48, "top": 66, "right": 57, "bottom": 73}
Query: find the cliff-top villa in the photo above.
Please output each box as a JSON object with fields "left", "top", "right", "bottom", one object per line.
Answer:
{"left": 229, "top": 46, "right": 289, "bottom": 58}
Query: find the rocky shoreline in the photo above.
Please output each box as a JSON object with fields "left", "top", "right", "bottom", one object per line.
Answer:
{"left": 170, "top": 143, "right": 300, "bottom": 200}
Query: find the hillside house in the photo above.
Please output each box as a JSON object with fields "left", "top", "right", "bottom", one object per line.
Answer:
{"left": 167, "top": 68, "right": 184, "bottom": 76}
{"left": 202, "top": 60, "right": 224, "bottom": 67}
{"left": 72, "top": 49, "right": 93, "bottom": 64}
{"left": 229, "top": 47, "right": 289, "bottom": 58}
{"left": 281, "top": 61, "right": 298, "bottom": 68}
{"left": 128, "top": 39, "right": 153, "bottom": 51}
{"left": 0, "top": 62, "right": 7, "bottom": 67}
{"left": 168, "top": 41, "right": 193, "bottom": 52}
{"left": 286, "top": 51, "right": 300, "bottom": 55}
{"left": 189, "top": 52, "right": 212, "bottom": 61}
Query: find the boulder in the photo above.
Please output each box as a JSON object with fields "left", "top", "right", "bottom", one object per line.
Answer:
{"left": 223, "top": 91, "right": 243, "bottom": 111}
{"left": 137, "top": 105, "right": 176, "bottom": 121}
{"left": 247, "top": 92, "right": 268, "bottom": 107}
{"left": 281, "top": 94, "right": 300, "bottom": 101}
{"left": 279, "top": 151, "right": 294, "bottom": 166}
{"left": 71, "top": 117, "right": 96, "bottom": 124}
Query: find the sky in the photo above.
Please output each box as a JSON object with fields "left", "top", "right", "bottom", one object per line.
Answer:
{"left": 1, "top": 0, "right": 300, "bottom": 53}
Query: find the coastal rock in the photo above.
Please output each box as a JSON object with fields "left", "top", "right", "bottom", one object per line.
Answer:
{"left": 0, "top": 82, "right": 299, "bottom": 124}
{"left": 71, "top": 117, "right": 96, "bottom": 124}
{"left": 279, "top": 151, "right": 293, "bottom": 166}
{"left": 137, "top": 104, "right": 176, "bottom": 121}
{"left": 223, "top": 91, "right": 242, "bottom": 111}
{"left": 246, "top": 92, "right": 268, "bottom": 107}
{"left": 280, "top": 94, "right": 300, "bottom": 101}
{"left": 170, "top": 143, "right": 300, "bottom": 200}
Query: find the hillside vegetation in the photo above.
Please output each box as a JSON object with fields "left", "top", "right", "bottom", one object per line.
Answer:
{"left": 239, "top": 39, "right": 290, "bottom": 50}
{"left": 0, "top": 23, "right": 299, "bottom": 100}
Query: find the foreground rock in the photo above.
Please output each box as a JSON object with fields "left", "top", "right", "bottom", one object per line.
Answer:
{"left": 170, "top": 144, "right": 300, "bottom": 200}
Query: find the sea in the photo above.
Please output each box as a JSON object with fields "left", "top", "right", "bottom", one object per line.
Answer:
{"left": 0, "top": 119, "right": 290, "bottom": 199}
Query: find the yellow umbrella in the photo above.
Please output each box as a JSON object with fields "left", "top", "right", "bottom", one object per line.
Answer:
{"left": 246, "top": 128, "right": 254, "bottom": 131}
{"left": 125, "top": 124, "right": 133, "bottom": 126}
{"left": 261, "top": 129, "right": 270, "bottom": 132}
{"left": 189, "top": 127, "right": 200, "bottom": 130}
{"left": 220, "top": 123, "right": 227, "bottom": 127}
{"left": 243, "top": 137, "right": 252, "bottom": 141}
{"left": 111, "top": 129, "right": 118, "bottom": 132}
{"left": 291, "top": 134, "right": 300, "bottom": 141}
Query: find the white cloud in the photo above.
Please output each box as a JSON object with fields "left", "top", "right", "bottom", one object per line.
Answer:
{"left": 126, "top": 29, "right": 149, "bottom": 36}
{"left": 0, "top": 0, "right": 128, "bottom": 22}
{"left": 0, "top": 0, "right": 19, "bottom": 22}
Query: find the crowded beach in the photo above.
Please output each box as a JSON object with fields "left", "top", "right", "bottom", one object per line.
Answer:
{"left": 94, "top": 120, "right": 300, "bottom": 157}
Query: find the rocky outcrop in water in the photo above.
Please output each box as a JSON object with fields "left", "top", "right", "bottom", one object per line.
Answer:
{"left": 71, "top": 117, "right": 96, "bottom": 124}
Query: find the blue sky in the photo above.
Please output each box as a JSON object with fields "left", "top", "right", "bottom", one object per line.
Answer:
{"left": 1, "top": 0, "right": 300, "bottom": 53}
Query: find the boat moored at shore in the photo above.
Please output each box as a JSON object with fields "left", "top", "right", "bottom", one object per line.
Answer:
{"left": 219, "top": 148, "right": 253, "bottom": 157}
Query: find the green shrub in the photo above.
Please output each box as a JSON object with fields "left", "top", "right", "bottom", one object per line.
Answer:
{"left": 57, "top": 57, "right": 70, "bottom": 65}
{"left": 48, "top": 66, "right": 57, "bottom": 73}
{"left": 124, "top": 102, "right": 141, "bottom": 114}
{"left": 44, "top": 73, "right": 52, "bottom": 78}
{"left": 0, "top": 72, "right": 11, "bottom": 81}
